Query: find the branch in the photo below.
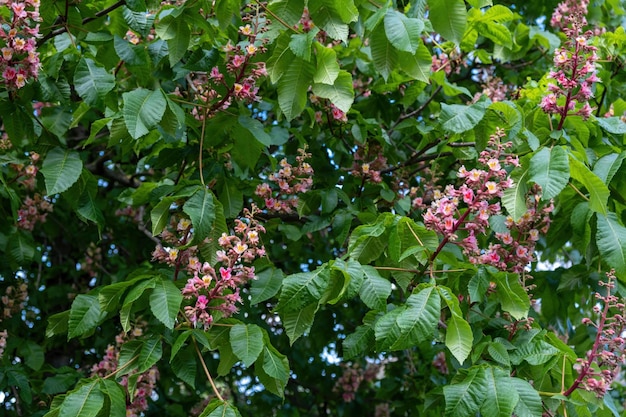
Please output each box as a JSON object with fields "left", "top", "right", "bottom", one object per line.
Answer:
{"left": 38, "top": 0, "right": 127, "bottom": 45}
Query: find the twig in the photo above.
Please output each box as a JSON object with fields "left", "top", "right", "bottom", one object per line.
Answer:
{"left": 193, "top": 336, "right": 224, "bottom": 401}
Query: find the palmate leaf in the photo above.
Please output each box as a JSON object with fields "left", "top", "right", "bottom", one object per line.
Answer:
{"left": 313, "top": 42, "right": 340, "bottom": 85}
{"left": 122, "top": 88, "right": 167, "bottom": 139}
{"left": 383, "top": 9, "right": 424, "bottom": 52}
{"left": 73, "top": 58, "right": 115, "bottom": 106}
{"left": 529, "top": 146, "right": 570, "bottom": 200}
{"left": 68, "top": 294, "right": 107, "bottom": 339}
{"left": 149, "top": 277, "right": 183, "bottom": 329}
{"left": 183, "top": 188, "right": 216, "bottom": 243}
{"left": 41, "top": 147, "right": 83, "bottom": 195}
{"left": 443, "top": 366, "right": 487, "bottom": 417}
{"left": 276, "top": 265, "right": 330, "bottom": 312}
{"left": 199, "top": 399, "right": 242, "bottom": 417}
{"left": 230, "top": 324, "right": 264, "bottom": 367}
{"left": 510, "top": 377, "right": 543, "bottom": 417}
{"left": 569, "top": 156, "right": 609, "bottom": 215}
{"left": 445, "top": 314, "right": 473, "bottom": 364}
{"left": 312, "top": 70, "right": 354, "bottom": 113}
{"left": 397, "top": 41, "right": 431, "bottom": 83}
{"left": 596, "top": 212, "right": 626, "bottom": 276}
{"left": 282, "top": 302, "right": 319, "bottom": 344}
{"left": 277, "top": 57, "right": 314, "bottom": 121}
{"left": 502, "top": 161, "right": 530, "bottom": 222}
{"left": 391, "top": 284, "right": 440, "bottom": 350}
{"left": 480, "top": 367, "right": 519, "bottom": 417}
{"left": 250, "top": 267, "right": 283, "bottom": 304}
{"left": 256, "top": 344, "right": 289, "bottom": 397}
{"left": 494, "top": 273, "right": 530, "bottom": 320}
{"left": 359, "top": 266, "right": 392, "bottom": 311}
{"left": 428, "top": 0, "right": 467, "bottom": 45}
{"left": 343, "top": 324, "right": 375, "bottom": 359}
{"left": 137, "top": 335, "right": 163, "bottom": 373}
{"left": 99, "top": 379, "right": 126, "bottom": 417}
{"left": 58, "top": 379, "right": 104, "bottom": 417}
{"left": 440, "top": 99, "right": 489, "bottom": 134}
{"left": 370, "top": 25, "right": 397, "bottom": 81}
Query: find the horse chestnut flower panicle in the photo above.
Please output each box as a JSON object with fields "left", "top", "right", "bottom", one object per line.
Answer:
{"left": 541, "top": 0, "right": 600, "bottom": 127}
{"left": 0, "top": 0, "right": 41, "bottom": 90}
{"left": 181, "top": 206, "right": 266, "bottom": 329}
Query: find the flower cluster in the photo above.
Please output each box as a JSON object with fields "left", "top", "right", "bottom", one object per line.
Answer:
{"left": 0, "top": 0, "right": 41, "bottom": 90}
{"left": 571, "top": 271, "right": 626, "bottom": 398}
{"left": 17, "top": 193, "right": 53, "bottom": 231}
{"left": 12, "top": 151, "right": 40, "bottom": 190}
{"left": 350, "top": 144, "right": 387, "bottom": 184}
{"left": 541, "top": 0, "right": 600, "bottom": 124}
{"left": 80, "top": 243, "right": 102, "bottom": 279}
{"left": 151, "top": 216, "right": 198, "bottom": 273}
{"left": 255, "top": 148, "right": 314, "bottom": 214}
{"left": 90, "top": 326, "right": 160, "bottom": 416}
{"left": 332, "top": 362, "right": 384, "bottom": 402}
{"left": 550, "top": 0, "right": 588, "bottom": 31}
{"left": 424, "top": 129, "right": 516, "bottom": 247}
{"left": 424, "top": 130, "right": 554, "bottom": 274}
{"left": 475, "top": 184, "right": 553, "bottom": 273}
{"left": 181, "top": 207, "right": 266, "bottom": 329}
{"left": 1, "top": 280, "right": 28, "bottom": 321}
{"left": 188, "top": 10, "right": 268, "bottom": 119}
{"left": 0, "top": 329, "right": 7, "bottom": 358}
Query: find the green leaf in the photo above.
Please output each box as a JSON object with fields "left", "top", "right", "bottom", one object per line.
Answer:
{"left": 443, "top": 367, "right": 487, "bottom": 417}
{"left": 569, "top": 156, "right": 609, "bottom": 215}
{"left": 529, "top": 146, "right": 570, "bottom": 200}
{"left": 480, "top": 367, "right": 519, "bottom": 417}
{"left": 312, "top": 70, "right": 354, "bottom": 113}
{"left": 230, "top": 324, "right": 264, "bottom": 367}
{"left": 41, "top": 147, "right": 83, "bottom": 195}
{"left": 46, "top": 311, "right": 70, "bottom": 338}
{"left": 123, "top": 89, "right": 167, "bottom": 139}
{"left": 494, "top": 273, "right": 530, "bottom": 320}
{"left": 166, "top": 20, "right": 190, "bottom": 66}
{"left": 429, "top": 0, "right": 467, "bottom": 45}
{"left": 151, "top": 196, "right": 176, "bottom": 236}
{"left": 597, "top": 212, "right": 626, "bottom": 276}
{"left": 267, "top": 34, "right": 294, "bottom": 83}
{"left": 250, "top": 267, "right": 284, "bottom": 304}
{"left": 343, "top": 324, "right": 375, "bottom": 359}
{"left": 258, "top": 344, "right": 289, "bottom": 397}
{"left": 238, "top": 115, "right": 272, "bottom": 147}
{"left": 510, "top": 377, "right": 543, "bottom": 417}
{"left": 384, "top": 9, "right": 424, "bottom": 52}
{"left": 199, "top": 399, "right": 242, "bottom": 417}
{"left": 277, "top": 57, "right": 314, "bottom": 121}
{"left": 370, "top": 25, "right": 397, "bottom": 81}
{"left": 138, "top": 335, "right": 163, "bottom": 373}
{"left": 391, "top": 285, "right": 441, "bottom": 350}
{"left": 313, "top": 43, "right": 340, "bottom": 85}
{"left": 282, "top": 302, "right": 318, "bottom": 344}
{"left": 276, "top": 265, "right": 330, "bottom": 312}
{"left": 593, "top": 152, "right": 626, "bottom": 185}
{"left": 7, "top": 230, "right": 36, "bottom": 265}
{"left": 99, "top": 379, "right": 126, "bottom": 417}
{"left": 68, "top": 294, "right": 107, "bottom": 339}
{"left": 487, "top": 341, "right": 511, "bottom": 366}
{"left": 59, "top": 379, "right": 104, "bottom": 417}
{"left": 359, "top": 266, "right": 392, "bottom": 311}
{"left": 289, "top": 30, "right": 318, "bottom": 61}
{"left": 397, "top": 41, "right": 431, "bottom": 83}
{"left": 149, "top": 277, "right": 183, "bottom": 329}
{"left": 440, "top": 100, "right": 488, "bottom": 134}
{"left": 476, "top": 21, "right": 513, "bottom": 48}
{"left": 597, "top": 117, "right": 626, "bottom": 134}
{"left": 171, "top": 344, "right": 197, "bottom": 388}
{"left": 502, "top": 162, "right": 530, "bottom": 222}
{"left": 19, "top": 340, "right": 45, "bottom": 371}
{"left": 446, "top": 314, "right": 472, "bottom": 364}
{"left": 269, "top": 0, "right": 304, "bottom": 27}
{"left": 183, "top": 188, "right": 216, "bottom": 242}
{"left": 73, "top": 58, "right": 115, "bottom": 106}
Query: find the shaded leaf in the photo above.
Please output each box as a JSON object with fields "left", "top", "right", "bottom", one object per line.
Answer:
{"left": 149, "top": 277, "right": 183, "bottom": 329}
{"left": 41, "top": 147, "right": 83, "bottom": 195}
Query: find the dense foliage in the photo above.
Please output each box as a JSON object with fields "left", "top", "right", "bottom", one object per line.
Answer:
{"left": 1, "top": 0, "right": 626, "bottom": 415}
